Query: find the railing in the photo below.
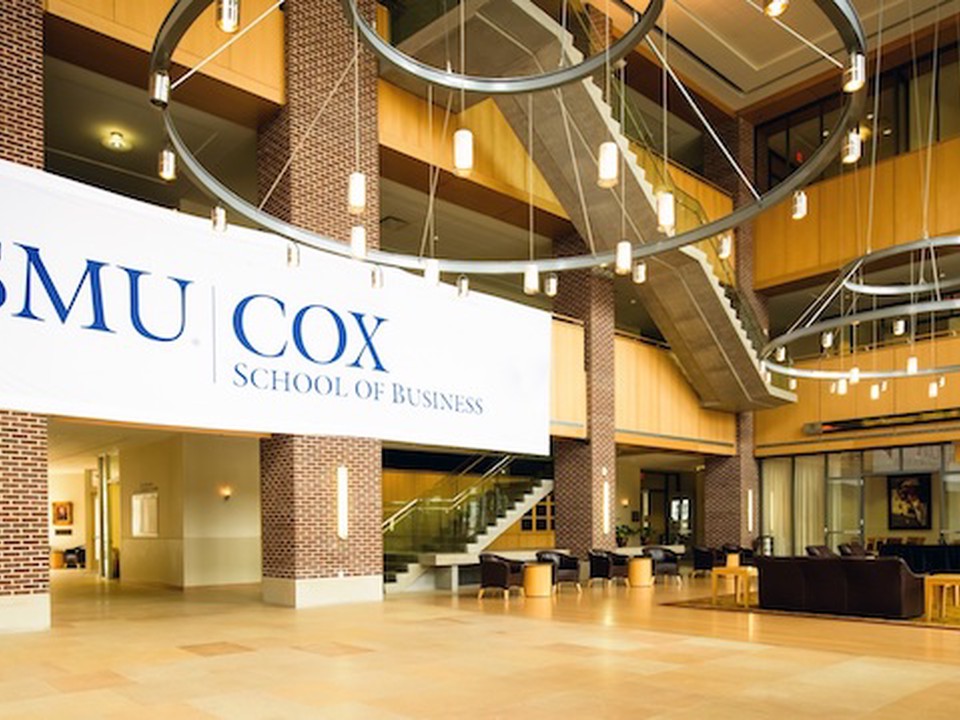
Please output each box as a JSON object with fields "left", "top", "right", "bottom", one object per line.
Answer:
{"left": 382, "top": 456, "right": 546, "bottom": 554}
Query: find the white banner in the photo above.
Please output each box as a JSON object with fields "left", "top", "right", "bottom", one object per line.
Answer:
{"left": 0, "top": 162, "right": 551, "bottom": 455}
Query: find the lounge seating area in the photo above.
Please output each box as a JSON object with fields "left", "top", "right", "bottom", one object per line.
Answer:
{"left": 756, "top": 556, "right": 925, "bottom": 619}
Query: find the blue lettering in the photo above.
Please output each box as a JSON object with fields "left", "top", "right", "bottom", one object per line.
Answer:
{"left": 348, "top": 313, "right": 388, "bottom": 372}
{"left": 233, "top": 362, "right": 249, "bottom": 387}
{"left": 14, "top": 244, "right": 112, "bottom": 332}
{"left": 0, "top": 242, "right": 5, "bottom": 309}
{"left": 122, "top": 267, "right": 191, "bottom": 342}
{"left": 293, "top": 305, "right": 346, "bottom": 365}
{"left": 233, "top": 294, "right": 287, "bottom": 357}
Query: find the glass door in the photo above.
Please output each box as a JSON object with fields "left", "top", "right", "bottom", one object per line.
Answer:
{"left": 825, "top": 452, "right": 863, "bottom": 552}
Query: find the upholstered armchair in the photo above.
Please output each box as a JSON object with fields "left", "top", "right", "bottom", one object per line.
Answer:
{"left": 588, "top": 550, "right": 628, "bottom": 586}
{"left": 642, "top": 547, "right": 681, "bottom": 583}
{"left": 607, "top": 551, "right": 629, "bottom": 584}
{"left": 806, "top": 545, "right": 839, "bottom": 558}
{"left": 536, "top": 550, "right": 582, "bottom": 593}
{"left": 693, "top": 546, "right": 720, "bottom": 577}
{"left": 838, "top": 541, "right": 872, "bottom": 558}
{"left": 478, "top": 553, "right": 524, "bottom": 599}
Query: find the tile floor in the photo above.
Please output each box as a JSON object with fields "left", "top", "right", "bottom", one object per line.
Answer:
{"left": 1, "top": 571, "right": 959, "bottom": 718}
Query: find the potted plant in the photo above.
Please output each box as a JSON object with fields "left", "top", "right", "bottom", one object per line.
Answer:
{"left": 615, "top": 524, "right": 637, "bottom": 547}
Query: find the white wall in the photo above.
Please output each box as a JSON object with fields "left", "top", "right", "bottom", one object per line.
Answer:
{"left": 48, "top": 471, "right": 87, "bottom": 552}
{"left": 119, "top": 434, "right": 261, "bottom": 588}
{"left": 182, "top": 435, "right": 261, "bottom": 587}
{"left": 119, "top": 437, "right": 184, "bottom": 586}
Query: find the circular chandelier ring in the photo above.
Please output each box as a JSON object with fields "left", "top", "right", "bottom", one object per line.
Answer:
{"left": 839, "top": 235, "right": 960, "bottom": 296}
{"left": 762, "top": 297, "right": 960, "bottom": 381}
{"left": 341, "top": 0, "right": 664, "bottom": 96}
{"left": 149, "top": 0, "right": 867, "bottom": 277}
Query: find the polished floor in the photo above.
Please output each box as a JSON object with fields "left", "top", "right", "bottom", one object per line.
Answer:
{"left": 1, "top": 572, "right": 960, "bottom": 719}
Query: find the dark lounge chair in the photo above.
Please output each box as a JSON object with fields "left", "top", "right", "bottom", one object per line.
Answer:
{"left": 478, "top": 553, "right": 524, "bottom": 599}
{"left": 805, "top": 544, "right": 839, "bottom": 558}
{"left": 536, "top": 550, "right": 582, "bottom": 593}
{"left": 587, "top": 550, "right": 628, "bottom": 586}
{"left": 642, "top": 546, "right": 681, "bottom": 583}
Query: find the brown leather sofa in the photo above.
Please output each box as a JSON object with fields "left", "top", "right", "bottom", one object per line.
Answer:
{"left": 755, "top": 556, "right": 924, "bottom": 619}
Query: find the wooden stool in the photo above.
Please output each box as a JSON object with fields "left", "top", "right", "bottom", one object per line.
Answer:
{"left": 628, "top": 557, "right": 653, "bottom": 587}
{"left": 523, "top": 562, "right": 553, "bottom": 598}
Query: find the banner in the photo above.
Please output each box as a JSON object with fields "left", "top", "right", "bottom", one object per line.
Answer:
{"left": 0, "top": 162, "right": 551, "bottom": 455}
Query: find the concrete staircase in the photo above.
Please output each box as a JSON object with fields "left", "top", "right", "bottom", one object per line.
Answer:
{"left": 398, "top": 0, "right": 794, "bottom": 412}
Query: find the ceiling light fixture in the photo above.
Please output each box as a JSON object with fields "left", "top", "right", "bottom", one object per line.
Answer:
{"left": 523, "top": 264, "right": 540, "bottom": 295}
{"left": 544, "top": 272, "right": 559, "bottom": 297}
{"left": 103, "top": 131, "right": 131, "bottom": 152}
{"left": 843, "top": 51, "right": 866, "bottom": 93}
{"left": 615, "top": 240, "right": 632, "bottom": 275}
{"left": 633, "top": 260, "right": 647, "bottom": 285}
{"left": 656, "top": 190, "right": 676, "bottom": 234}
{"left": 424, "top": 258, "right": 440, "bottom": 285}
{"left": 149, "top": 70, "right": 170, "bottom": 108}
{"left": 718, "top": 232, "right": 733, "bottom": 260}
{"left": 457, "top": 274, "right": 470, "bottom": 298}
{"left": 597, "top": 141, "right": 619, "bottom": 188}
{"left": 764, "top": 0, "right": 789, "bottom": 18}
{"left": 870, "top": 383, "right": 880, "bottom": 400}
{"left": 158, "top": 146, "right": 177, "bottom": 181}
{"left": 216, "top": 0, "right": 240, "bottom": 34}
{"left": 211, "top": 205, "right": 227, "bottom": 233}
{"left": 348, "top": 172, "right": 366, "bottom": 216}
{"left": 792, "top": 189, "right": 808, "bottom": 220}
{"left": 842, "top": 128, "right": 862, "bottom": 164}
{"left": 350, "top": 225, "right": 367, "bottom": 259}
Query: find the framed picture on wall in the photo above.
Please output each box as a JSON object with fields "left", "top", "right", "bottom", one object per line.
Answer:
{"left": 887, "top": 474, "right": 932, "bottom": 530}
{"left": 52, "top": 501, "right": 73, "bottom": 526}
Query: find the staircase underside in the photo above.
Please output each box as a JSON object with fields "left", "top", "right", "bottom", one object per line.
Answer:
{"left": 399, "top": 0, "right": 794, "bottom": 412}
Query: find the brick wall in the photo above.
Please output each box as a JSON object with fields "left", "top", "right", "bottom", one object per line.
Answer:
{"left": 0, "top": 0, "right": 43, "bottom": 169}
{"left": 552, "top": 236, "right": 617, "bottom": 556}
{"left": 260, "top": 436, "right": 381, "bottom": 579}
{"left": 0, "top": 1, "right": 49, "bottom": 604}
{"left": 704, "top": 412, "right": 759, "bottom": 548}
{"left": 257, "top": 0, "right": 383, "bottom": 583}
{"left": 0, "top": 412, "right": 49, "bottom": 597}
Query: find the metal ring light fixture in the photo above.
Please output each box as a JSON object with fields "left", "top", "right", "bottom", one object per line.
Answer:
{"left": 762, "top": 236, "right": 960, "bottom": 381}
{"left": 149, "top": 0, "right": 867, "bottom": 277}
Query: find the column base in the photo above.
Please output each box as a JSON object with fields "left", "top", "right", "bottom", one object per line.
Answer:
{"left": 262, "top": 575, "right": 383, "bottom": 608}
{"left": 0, "top": 593, "right": 50, "bottom": 633}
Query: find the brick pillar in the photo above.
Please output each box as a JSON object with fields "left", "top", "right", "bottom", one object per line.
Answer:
{"left": 0, "top": 1, "right": 50, "bottom": 633}
{"left": 256, "top": 0, "right": 383, "bottom": 606}
{"left": 703, "top": 414, "right": 759, "bottom": 548}
{"left": 551, "top": 237, "right": 617, "bottom": 557}
{"left": 702, "top": 114, "right": 763, "bottom": 550}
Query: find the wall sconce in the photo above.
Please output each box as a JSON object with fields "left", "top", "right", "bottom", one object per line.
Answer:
{"left": 336, "top": 465, "right": 349, "bottom": 540}
{"left": 620, "top": 497, "right": 629, "bottom": 508}
{"left": 219, "top": 485, "right": 233, "bottom": 501}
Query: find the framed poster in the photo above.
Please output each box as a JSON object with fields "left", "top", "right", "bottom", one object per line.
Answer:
{"left": 887, "top": 475, "right": 932, "bottom": 530}
{"left": 52, "top": 501, "right": 73, "bottom": 526}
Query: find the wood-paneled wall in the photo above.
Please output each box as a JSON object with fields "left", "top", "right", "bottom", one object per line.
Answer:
{"left": 46, "top": 0, "right": 284, "bottom": 103}
{"left": 755, "top": 137, "right": 960, "bottom": 290}
{"left": 755, "top": 335, "right": 960, "bottom": 457}
{"left": 551, "top": 317, "right": 588, "bottom": 439}
{"left": 378, "top": 81, "right": 567, "bottom": 217}
{"left": 614, "top": 335, "right": 737, "bottom": 455}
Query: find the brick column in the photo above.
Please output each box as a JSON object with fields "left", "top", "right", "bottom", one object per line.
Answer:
{"left": 551, "top": 237, "right": 617, "bottom": 557}
{"left": 703, "top": 414, "right": 759, "bottom": 548}
{"left": 702, "top": 114, "right": 763, "bottom": 549}
{"left": 257, "top": 0, "right": 383, "bottom": 606}
{"left": 0, "top": 1, "right": 50, "bottom": 633}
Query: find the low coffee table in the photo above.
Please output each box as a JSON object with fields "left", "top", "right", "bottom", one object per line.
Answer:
{"left": 925, "top": 573, "right": 960, "bottom": 622}
{"left": 712, "top": 566, "right": 758, "bottom": 608}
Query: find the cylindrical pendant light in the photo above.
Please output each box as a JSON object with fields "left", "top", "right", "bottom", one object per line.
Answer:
{"left": 211, "top": 205, "right": 227, "bottom": 233}
{"left": 821, "top": 330, "right": 834, "bottom": 350}
{"left": 158, "top": 146, "right": 177, "bottom": 181}
{"left": 829, "top": 381, "right": 837, "bottom": 394}
{"left": 149, "top": 70, "right": 170, "bottom": 108}
{"left": 523, "top": 264, "right": 539, "bottom": 295}
{"left": 788, "top": 377, "right": 798, "bottom": 391}
{"left": 929, "top": 380, "right": 939, "bottom": 399}
{"left": 632, "top": 260, "right": 647, "bottom": 285}
{"left": 906, "top": 355, "right": 919, "bottom": 374}
{"left": 453, "top": 128, "right": 474, "bottom": 177}
{"left": 837, "top": 377, "right": 848, "bottom": 396}
{"left": 544, "top": 272, "right": 559, "bottom": 298}
{"left": 424, "top": 258, "right": 440, "bottom": 285}
{"left": 348, "top": 172, "right": 366, "bottom": 216}
{"left": 881, "top": 380, "right": 889, "bottom": 392}
{"left": 457, "top": 274, "right": 470, "bottom": 298}
{"left": 216, "top": 0, "right": 240, "bottom": 34}
{"left": 597, "top": 141, "right": 619, "bottom": 188}
{"left": 350, "top": 225, "right": 367, "bottom": 260}
{"left": 764, "top": 0, "right": 789, "bottom": 18}
{"left": 940, "top": 376, "right": 947, "bottom": 388}
{"left": 791, "top": 189, "right": 808, "bottom": 220}
{"left": 775, "top": 346, "right": 787, "bottom": 363}
{"left": 842, "top": 128, "right": 862, "bottom": 164}
{"left": 870, "top": 383, "right": 880, "bottom": 400}
{"left": 286, "top": 242, "right": 300, "bottom": 269}
{"left": 615, "top": 240, "right": 632, "bottom": 275}
{"left": 656, "top": 190, "right": 676, "bottom": 233}
{"left": 843, "top": 51, "right": 866, "bottom": 93}
{"left": 370, "top": 265, "right": 384, "bottom": 289}
{"left": 849, "top": 366, "right": 860, "bottom": 385}
{"left": 893, "top": 318, "right": 906, "bottom": 336}
{"left": 718, "top": 233, "right": 733, "bottom": 260}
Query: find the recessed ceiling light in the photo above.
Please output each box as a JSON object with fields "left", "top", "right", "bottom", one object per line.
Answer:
{"left": 103, "top": 131, "right": 131, "bottom": 152}
{"left": 764, "top": 0, "right": 789, "bottom": 18}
